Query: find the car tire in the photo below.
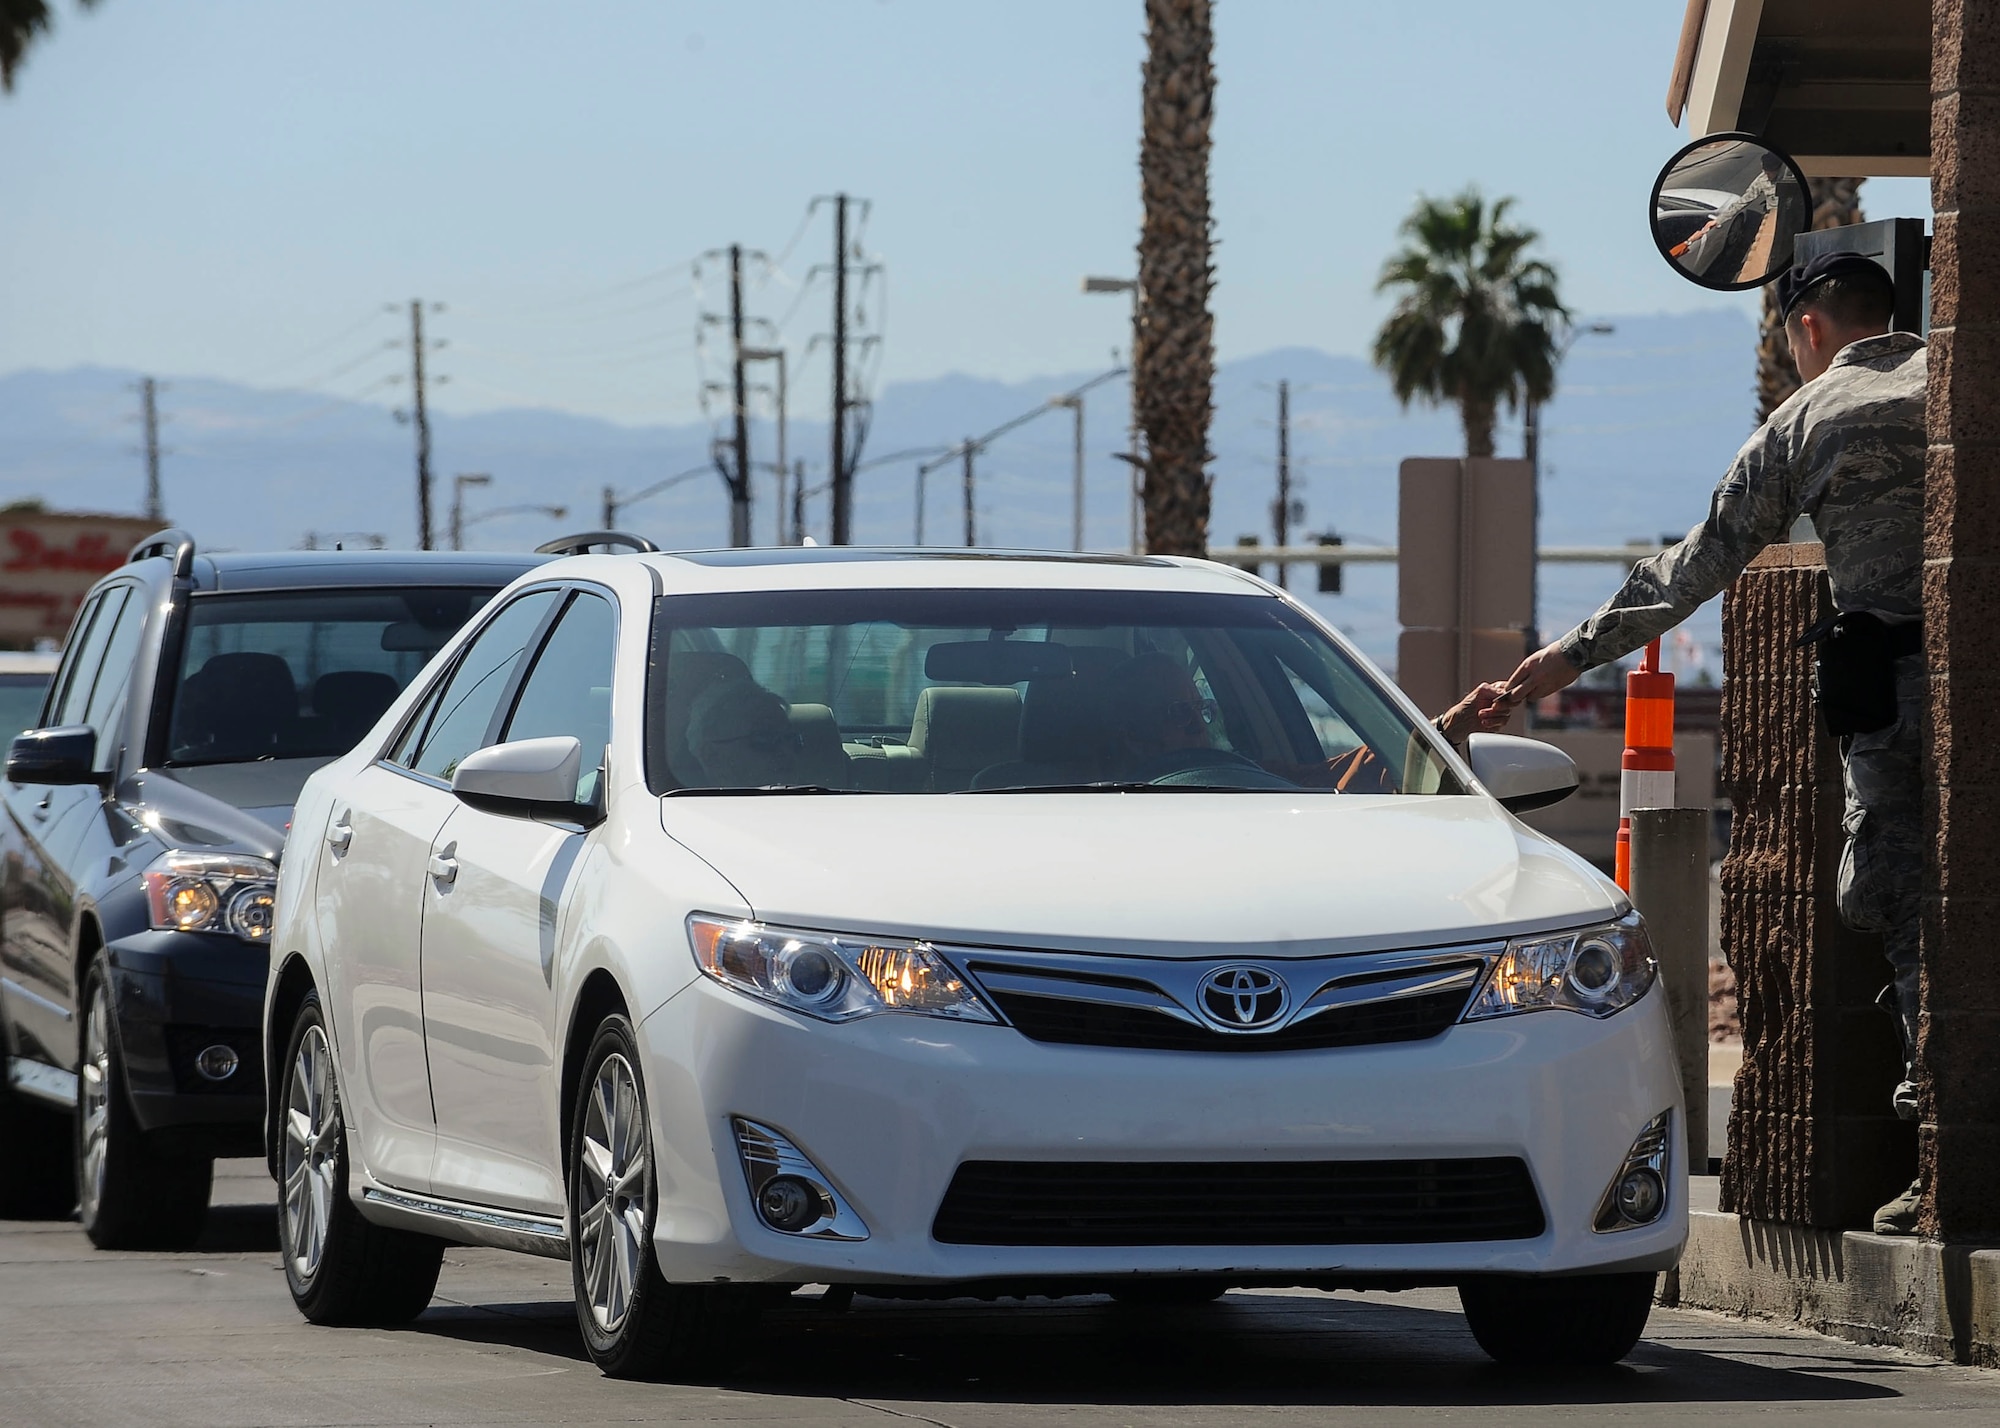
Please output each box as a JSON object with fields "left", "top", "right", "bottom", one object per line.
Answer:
{"left": 76, "top": 956, "right": 211, "bottom": 1249}
{"left": 1458, "top": 1272, "right": 1657, "bottom": 1366}
{"left": 278, "top": 989, "right": 444, "bottom": 1325}
{"left": 569, "top": 1014, "right": 760, "bottom": 1380}
{"left": 0, "top": 1068, "right": 76, "bottom": 1219}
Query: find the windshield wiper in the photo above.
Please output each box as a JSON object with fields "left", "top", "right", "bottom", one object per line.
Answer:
{"left": 664, "top": 784, "right": 864, "bottom": 796}
{"left": 952, "top": 781, "right": 1257, "bottom": 794}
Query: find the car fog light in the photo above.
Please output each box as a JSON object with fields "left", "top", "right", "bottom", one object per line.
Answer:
{"left": 1593, "top": 1109, "right": 1674, "bottom": 1233}
{"left": 1615, "top": 1168, "right": 1664, "bottom": 1223}
{"left": 194, "top": 1044, "right": 240, "bottom": 1082}
{"left": 730, "top": 1117, "right": 869, "bottom": 1242}
{"left": 757, "top": 1175, "right": 827, "bottom": 1232}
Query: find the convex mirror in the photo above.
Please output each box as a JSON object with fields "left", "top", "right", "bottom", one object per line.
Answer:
{"left": 1649, "top": 132, "right": 1811, "bottom": 291}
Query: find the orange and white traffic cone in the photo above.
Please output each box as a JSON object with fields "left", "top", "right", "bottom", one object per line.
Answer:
{"left": 1615, "top": 639, "right": 1676, "bottom": 891}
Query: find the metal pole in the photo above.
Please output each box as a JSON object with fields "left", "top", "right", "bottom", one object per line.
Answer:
{"left": 1629, "top": 807, "right": 1711, "bottom": 1173}
{"left": 1071, "top": 398, "right": 1085, "bottom": 551}
{"left": 962, "top": 439, "right": 976, "bottom": 548}
{"left": 729, "top": 245, "right": 751, "bottom": 547}
{"left": 1274, "top": 379, "right": 1291, "bottom": 589}
{"left": 792, "top": 459, "right": 806, "bottom": 545}
{"left": 914, "top": 463, "right": 927, "bottom": 545}
{"left": 1525, "top": 395, "right": 1541, "bottom": 646}
{"left": 140, "top": 377, "right": 163, "bottom": 522}
{"left": 601, "top": 485, "right": 617, "bottom": 529}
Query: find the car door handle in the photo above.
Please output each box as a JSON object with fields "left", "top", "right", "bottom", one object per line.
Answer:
{"left": 326, "top": 818, "right": 352, "bottom": 854}
{"left": 30, "top": 791, "right": 52, "bottom": 821}
{"left": 428, "top": 852, "right": 458, "bottom": 886}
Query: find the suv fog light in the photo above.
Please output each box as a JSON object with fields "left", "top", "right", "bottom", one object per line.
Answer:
{"left": 730, "top": 1117, "right": 870, "bottom": 1242}
{"left": 1615, "top": 1168, "right": 1664, "bottom": 1222}
{"left": 757, "top": 1175, "right": 827, "bottom": 1232}
{"left": 194, "top": 1044, "right": 240, "bottom": 1082}
{"left": 1593, "top": 1109, "right": 1673, "bottom": 1232}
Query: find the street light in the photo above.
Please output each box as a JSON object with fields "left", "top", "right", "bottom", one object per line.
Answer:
{"left": 449, "top": 473, "right": 491, "bottom": 551}
{"left": 1081, "top": 276, "right": 1141, "bottom": 552}
{"left": 459, "top": 502, "right": 568, "bottom": 547}
{"left": 1524, "top": 322, "right": 1616, "bottom": 642}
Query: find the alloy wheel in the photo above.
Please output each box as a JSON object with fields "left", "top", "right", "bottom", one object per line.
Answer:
{"left": 282, "top": 1024, "right": 340, "bottom": 1283}
{"left": 78, "top": 982, "right": 112, "bottom": 1223}
{"left": 576, "top": 1052, "right": 650, "bottom": 1334}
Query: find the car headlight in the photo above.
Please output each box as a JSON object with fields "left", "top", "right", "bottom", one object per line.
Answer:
{"left": 142, "top": 852, "right": 279, "bottom": 943}
{"left": 688, "top": 916, "right": 997, "bottom": 1024}
{"left": 1462, "top": 912, "right": 1656, "bottom": 1021}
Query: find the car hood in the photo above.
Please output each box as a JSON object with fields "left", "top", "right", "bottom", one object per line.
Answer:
{"left": 659, "top": 793, "right": 1624, "bottom": 957}
{"left": 117, "top": 758, "right": 330, "bottom": 863}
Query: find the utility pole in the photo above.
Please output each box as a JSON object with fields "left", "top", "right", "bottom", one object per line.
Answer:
{"left": 728, "top": 245, "right": 752, "bottom": 547}
{"left": 1273, "top": 379, "right": 1292, "bottom": 589}
{"left": 792, "top": 459, "right": 807, "bottom": 545}
{"left": 962, "top": 439, "right": 976, "bottom": 548}
{"left": 139, "top": 377, "right": 163, "bottom": 522}
{"left": 743, "top": 347, "right": 787, "bottom": 544}
{"left": 828, "top": 192, "right": 852, "bottom": 544}
{"left": 409, "top": 300, "right": 435, "bottom": 549}
{"left": 601, "top": 485, "right": 617, "bottom": 528}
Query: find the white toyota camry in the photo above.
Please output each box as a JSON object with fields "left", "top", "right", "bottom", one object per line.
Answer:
{"left": 264, "top": 544, "right": 1685, "bottom": 1378}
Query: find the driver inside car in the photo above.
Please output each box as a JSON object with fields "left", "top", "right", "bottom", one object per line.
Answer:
{"left": 686, "top": 677, "right": 803, "bottom": 788}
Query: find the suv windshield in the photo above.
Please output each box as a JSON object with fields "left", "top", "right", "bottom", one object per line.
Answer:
{"left": 648, "top": 587, "right": 1464, "bottom": 795}
{"left": 165, "top": 588, "right": 495, "bottom": 766}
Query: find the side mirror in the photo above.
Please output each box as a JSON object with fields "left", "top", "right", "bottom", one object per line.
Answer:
{"left": 1649, "top": 132, "right": 1811, "bottom": 291}
{"left": 1467, "top": 733, "right": 1579, "bottom": 814}
{"left": 451, "top": 736, "right": 591, "bottom": 820}
{"left": 7, "top": 727, "right": 106, "bottom": 787}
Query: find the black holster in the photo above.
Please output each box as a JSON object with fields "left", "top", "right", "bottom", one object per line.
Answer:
{"left": 1797, "top": 611, "right": 1921, "bottom": 736}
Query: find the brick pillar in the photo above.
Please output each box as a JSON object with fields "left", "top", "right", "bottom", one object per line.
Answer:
{"left": 1718, "top": 545, "right": 1914, "bottom": 1227}
{"left": 1923, "top": 0, "right": 2000, "bottom": 1241}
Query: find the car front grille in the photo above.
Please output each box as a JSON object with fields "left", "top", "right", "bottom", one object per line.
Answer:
{"left": 954, "top": 944, "right": 1495, "bottom": 1054}
{"left": 932, "top": 1157, "right": 1546, "bottom": 1246}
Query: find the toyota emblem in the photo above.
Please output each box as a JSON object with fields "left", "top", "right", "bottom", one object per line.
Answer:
{"left": 1194, "top": 964, "right": 1290, "bottom": 1032}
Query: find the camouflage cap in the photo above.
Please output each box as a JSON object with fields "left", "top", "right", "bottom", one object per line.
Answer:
{"left": 1778, "top": 251, "right": 1895, "bottom": 320}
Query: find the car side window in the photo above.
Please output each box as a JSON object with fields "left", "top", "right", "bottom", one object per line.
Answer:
{"left": 51, "top": 588, "right": 127, "bottom": 728}
{"left": 78, "top": 589, "right": 148, "bottom": 770}
{"left": 500, "top": 591, "right": 616, "bottom": 804}
{"left": 408, "top": 589, "right": 560, "bottom": 782}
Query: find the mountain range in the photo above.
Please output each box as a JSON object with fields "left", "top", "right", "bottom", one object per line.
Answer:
{"left": 0, "top": 306, "right": 1761, "bottom": 673}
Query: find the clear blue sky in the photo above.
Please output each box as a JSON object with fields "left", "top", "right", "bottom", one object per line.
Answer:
{"left": 0, "top": 0, "right": 1931, "bottom": 426}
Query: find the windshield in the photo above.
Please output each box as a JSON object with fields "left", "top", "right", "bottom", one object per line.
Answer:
{"left": 165, "top": 587, "right": 496, "bottom": 766}
{"left": 646, "top": 587, "right": 1464, "bottom": 795}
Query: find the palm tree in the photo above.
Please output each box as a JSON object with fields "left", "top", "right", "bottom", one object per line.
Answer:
{"left": 1, "top": 0, "right": 98, "bottom": 93}
{"left": 1373, "top": 190, "right": 1569, "bottom": 459}
{"left": 1755, "top": 177, "right": 1866, "bottom": 422}
{"left": 1132, "top": 0, "right": 1215, "bottom": 557}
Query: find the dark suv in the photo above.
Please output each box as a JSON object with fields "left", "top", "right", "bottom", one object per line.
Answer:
{"left": 0, "top": 530, "right": 547, "bottom": 1246}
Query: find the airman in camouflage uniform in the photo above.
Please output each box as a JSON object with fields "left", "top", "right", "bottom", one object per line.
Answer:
{"left": 1490, "top": 254, "right": 1926, "bottom": 1231}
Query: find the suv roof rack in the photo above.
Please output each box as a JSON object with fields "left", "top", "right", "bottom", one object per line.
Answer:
{"left": 534, "top": 531, "right": 661, "bottom": 557}
{"left": 128, "top": 528, "right": 197, "bottom": 579}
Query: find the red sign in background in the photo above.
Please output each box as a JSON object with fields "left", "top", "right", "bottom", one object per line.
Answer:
{"left": 0, "top": 513, "right": 160, "bottom": 646}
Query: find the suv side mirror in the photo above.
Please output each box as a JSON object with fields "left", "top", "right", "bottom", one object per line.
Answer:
{"left": 1467, "top": 733, "right": 1579, "bottom": 814}
{"left": 6, "top": 727, "right": 106, "bottom": 787}
{"left": 451, "top": 736, "right": 593, "bottom": 821}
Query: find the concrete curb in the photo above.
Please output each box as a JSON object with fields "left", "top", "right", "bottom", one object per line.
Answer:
{"left": 1666, "top": 1179, "right": 2000, "bottom": 1365}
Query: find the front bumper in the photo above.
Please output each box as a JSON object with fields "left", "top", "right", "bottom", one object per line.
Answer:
{"left": 108, "top": 930, "right": 267, "bottom": 1152}
{"left": 639, "top": 975, "right": 1688, "bottom": 1288}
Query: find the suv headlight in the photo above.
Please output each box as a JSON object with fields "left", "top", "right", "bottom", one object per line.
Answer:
{"left": 142, "top": 852, "right": 279, "bottom": 943}
{"left": 1462, "top": 912, "right": 1656, "bottom": 1021}
{"left": 688, "top": 916, "right": 997, "bottom": 1025}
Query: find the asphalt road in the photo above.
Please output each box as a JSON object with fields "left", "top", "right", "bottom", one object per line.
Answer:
{"left": 4, "top": 1161, "right": 1999, "bottom": 1427}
